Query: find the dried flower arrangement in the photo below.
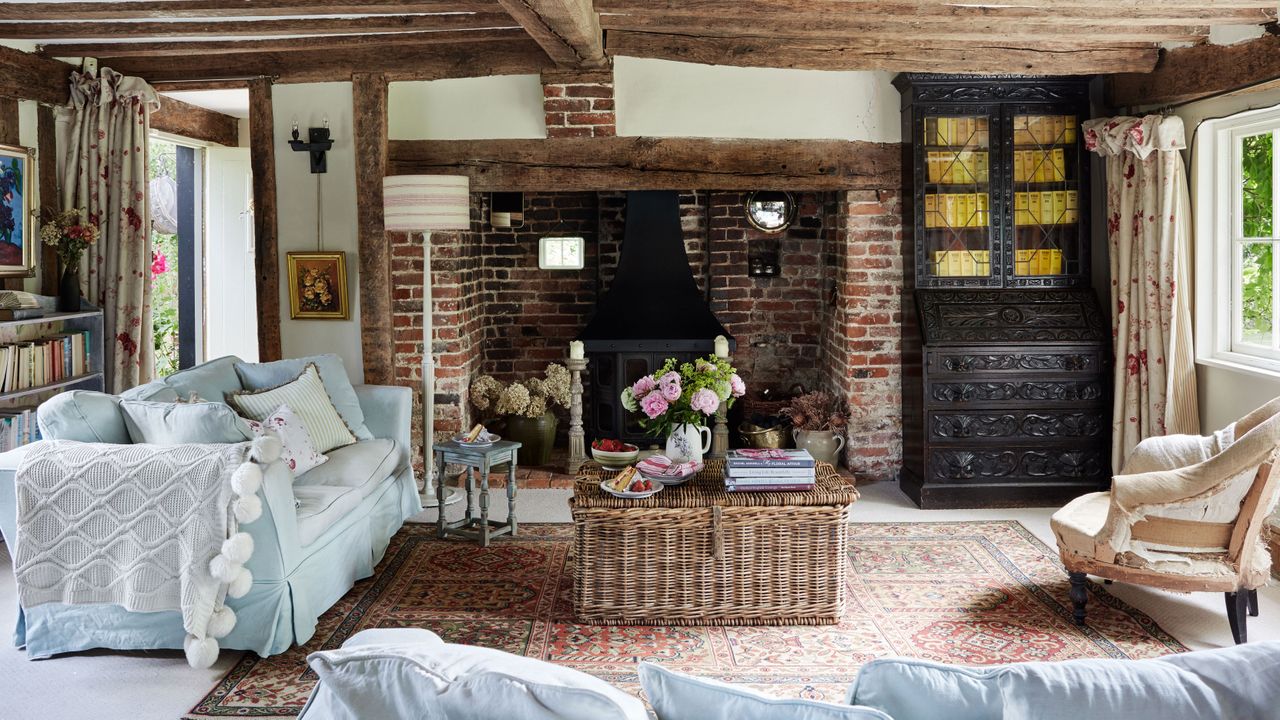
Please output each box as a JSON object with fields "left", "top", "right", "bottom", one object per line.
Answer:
{"left": 35, "top": 208, "right": 99, "bottom": 271}
{"left": 780, "top": 390, "right": 850, "bottom": 432}
{"left": 470, "top": 363, "right": 572, "bottom": 419}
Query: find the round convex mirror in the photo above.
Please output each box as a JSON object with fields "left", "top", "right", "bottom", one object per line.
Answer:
{"left": 745, "top": 191, "right": 795, "bottom": 233}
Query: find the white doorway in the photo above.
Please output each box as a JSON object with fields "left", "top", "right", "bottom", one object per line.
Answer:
{"left": 205, "top": 146, "right": 257, "bottom": 362}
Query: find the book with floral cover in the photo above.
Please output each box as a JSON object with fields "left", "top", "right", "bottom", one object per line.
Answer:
{"left": 725, "top": 448, "right": 815, "bottom": 468}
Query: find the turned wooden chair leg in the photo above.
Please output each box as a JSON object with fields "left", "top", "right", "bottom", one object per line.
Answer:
{"left": 1225, "top": 591, "right": 1249, "bottom": 644}
{"left": 1068, "top": 571, "right": 1089, "bottom": 626}
{"left": 1248, "top": 589, "right": 1259, "bottom": 617}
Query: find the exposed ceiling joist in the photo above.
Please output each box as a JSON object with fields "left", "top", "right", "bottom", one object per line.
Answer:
{"left": 5, "top": 14, "right": 518, "bottom": 40}
{"left": 43, "top": 29, "right": 528, "bottom": 58}
{"left": 495, "top": 0, "right": 607, "bottom": 68}
{"left": 100, "top": 38, "right": 554, "bottom": 84}
{"left": 594, "top": 0, "right": 1277, "bottom": 25}
{"left": 0, "top": 1, "right": 495, "bottom": 21}
{"left": 0, "top": 44, "right": 71, "bottom": 105}
{"left": 152, "top": 94, "right": 240, "bottom": 146}
{"left": 598, "top": 15, "right": 1208, "bottom": 44}
{"left": 605, "top": 31, "right": 1160, "bottom": 75}
{"left": 1110, "top": 34, "right": 1280, "bottom": 108}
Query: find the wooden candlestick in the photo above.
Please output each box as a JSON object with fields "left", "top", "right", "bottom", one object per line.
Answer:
{"left": 566, "top": 356, "right": 589, "bottom": 475}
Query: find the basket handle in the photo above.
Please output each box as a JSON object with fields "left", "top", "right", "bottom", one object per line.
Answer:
{"left": 711, "top": 505, "right": 724, "bottom": 562}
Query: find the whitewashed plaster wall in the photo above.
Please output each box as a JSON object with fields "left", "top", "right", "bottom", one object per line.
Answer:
{"left": 270, "top": 81, "right": 365, "bottom": 384}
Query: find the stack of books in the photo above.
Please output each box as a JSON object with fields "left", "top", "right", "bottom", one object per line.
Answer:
{"left": 0, "top": 407, "right": 39, "bottom": 451}
{"left": 724, "top": 449, "right": 816, "bottom": 492}
{"left": 0, "top": 331, "right": 93, "bottom": 393}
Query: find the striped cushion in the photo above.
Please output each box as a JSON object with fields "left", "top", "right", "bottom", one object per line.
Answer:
{"left": 228, "top": 363, "right": 356, "bottom": 453}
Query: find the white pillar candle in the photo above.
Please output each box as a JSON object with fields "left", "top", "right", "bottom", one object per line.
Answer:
{"left": 713, "top": 335, "right": 729, "bottom": 358}
{"left": 569, "top": 340, "right": 585, "bottom": 360}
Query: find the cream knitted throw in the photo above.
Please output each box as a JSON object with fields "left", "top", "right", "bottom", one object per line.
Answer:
{"left": 12, "top": 438, "right": 280, "bottom": 667}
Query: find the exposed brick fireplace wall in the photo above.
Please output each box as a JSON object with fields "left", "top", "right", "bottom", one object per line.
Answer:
{"left": 390, "top": 187, "right": 905, "bottom": 483}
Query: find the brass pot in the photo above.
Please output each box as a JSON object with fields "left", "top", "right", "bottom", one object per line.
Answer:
{"left": 739, "top": 421, "right": 789, "bottom": 449}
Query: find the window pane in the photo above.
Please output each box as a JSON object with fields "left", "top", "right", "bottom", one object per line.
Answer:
{"left": 1240, "top": 242, "right": 1274, "bottom": 347}
{"left": 1241, "top": 132, "right": 1273, "bottom": 238}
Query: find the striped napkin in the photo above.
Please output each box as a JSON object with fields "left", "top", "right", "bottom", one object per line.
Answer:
{"left": 636, "top": 455, "right": 703, "bottom": 478}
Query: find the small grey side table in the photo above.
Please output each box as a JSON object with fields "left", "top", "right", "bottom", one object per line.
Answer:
{"left": 433, "top": 439, "right": 522, "bottom": 547}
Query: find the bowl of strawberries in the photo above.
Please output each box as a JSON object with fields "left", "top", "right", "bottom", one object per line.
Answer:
{"left": 591, "top": 438, "right": 640, "bottom": 469}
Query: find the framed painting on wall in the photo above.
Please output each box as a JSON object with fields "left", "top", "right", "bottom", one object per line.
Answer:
{"left": 0, "top": 144, "right": 35, "bottom": 278}
{"left": 287, "top": 251, "right": 349, "bottom": 319}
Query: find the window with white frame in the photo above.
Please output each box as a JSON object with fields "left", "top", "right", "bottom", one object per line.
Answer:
{"left": 1196, "top": 106, "right": 1280, "bottom": 372}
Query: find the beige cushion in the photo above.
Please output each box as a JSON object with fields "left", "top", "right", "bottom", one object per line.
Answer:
{"left": 229, "top": 363, "right": 357, "bottom": 453}
{"left": 1051, "top": 491, "right": 1111, "bottom": 560}
{"left": 295, "top": 439, "right": 403, "bottom": 500}
{"left": 295, "top": 485, "right": 363, "bottom": 547}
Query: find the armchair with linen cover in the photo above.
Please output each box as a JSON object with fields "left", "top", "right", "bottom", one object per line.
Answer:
{"left": 1051, "top": 397, "right": 1280, "bottom": 643}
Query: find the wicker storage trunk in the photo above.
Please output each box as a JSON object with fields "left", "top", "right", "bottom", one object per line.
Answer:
{"left": 571, "top": 460, "right": 858, "bottom": 626}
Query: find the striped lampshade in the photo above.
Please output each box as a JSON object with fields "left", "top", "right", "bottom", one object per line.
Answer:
{"left": 383, "top": 175, "right": 471, "bottom": 232}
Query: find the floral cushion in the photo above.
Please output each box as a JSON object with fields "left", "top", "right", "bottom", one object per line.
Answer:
{"left": 245, "top": 404, "right": 328, "bottom": 476}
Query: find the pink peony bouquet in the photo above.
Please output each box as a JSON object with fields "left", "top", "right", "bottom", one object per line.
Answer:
{"left": 621, "top": 355, "right": 745, "bottom": 439}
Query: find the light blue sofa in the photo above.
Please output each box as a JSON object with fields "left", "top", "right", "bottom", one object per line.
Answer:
{"left": 0, "top": 355, "right": 423, "bottom": 659}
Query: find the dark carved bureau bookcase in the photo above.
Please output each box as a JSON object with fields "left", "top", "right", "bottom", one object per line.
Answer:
{"left": 895, "top": 74, "right": 1110, "bottom": 508}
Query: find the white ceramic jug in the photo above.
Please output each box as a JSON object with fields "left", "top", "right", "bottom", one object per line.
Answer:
{"left": 665, "top": 423, "right": 712, "bottom": 464}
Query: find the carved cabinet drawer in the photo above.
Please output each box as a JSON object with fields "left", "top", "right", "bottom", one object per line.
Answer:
{"left": 928, "top": 447, "right": 1109, "bottom": 485}
{"left": 927, "top": 379, "right": 1105, "bottom": 407}
{"left": 928, "top": 410, "right": 1106, "bottom": 442}
{"left": 927, "top": 348, "right": 1105, "bottom": 377}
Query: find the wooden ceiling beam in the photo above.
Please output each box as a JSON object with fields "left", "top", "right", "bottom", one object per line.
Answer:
{"left": 42, "top": 29, "right": 527, "bottom": 58}
{"left": 151, "top": 95, "right": 240, "bottom": 146}
{"left": 594, "top": 0, "right": 1276, "bottom": 25}
{"left": 388, "top": 136, "right": 901, "bottom": 191}
{"left": 3, "top": 14, "right": 517, "bottom": 40}
{"left": 102, "top": 38, "right": 553, "bottom": 84}
{"left": 495, "top": 0, "right": 607, "bottom": 68}
{"left": 599, "top": 15, "right": 1207, "bottom": 44}
{"left": 0, "top": 44, "right": 72, "bottom": 105}
{"left": 605, "top": 31, "right": 1160, "bottom": 75}
{"left": 1110, "top": 34, "right": 1280, "bottom": 108}
{"left": 0, "top": 1, "right": 495, "bottom": 21}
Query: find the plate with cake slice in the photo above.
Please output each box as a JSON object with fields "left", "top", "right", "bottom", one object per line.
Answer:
{"left": 599, "top": 465, "right": 664, "bottom": 499}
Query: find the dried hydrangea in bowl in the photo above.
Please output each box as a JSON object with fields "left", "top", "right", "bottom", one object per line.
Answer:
{"left": 470, "top": 363, "right": 572, "bottom": 465}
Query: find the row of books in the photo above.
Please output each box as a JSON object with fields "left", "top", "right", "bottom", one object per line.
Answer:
{"left": 724, "top": 448, "right": 815, "bottom": 493}
{"left": 1014, "top": 149, "right": 1068, "bottom": 183}
{"left": 1015, "top": 191, "right": 1079, "bottom": 226}
{"left": 924, "top": 193, "right": 990, "bottom": 229}
{"left": 931, "top": 249, "right": 1066, "bottom": 277}
{"left": 1013, "top": 115, "right": 1078, "bottom": 147}
{"left": 924, "top": 117, "right": 990, "bottom": 147}
{"left": 0, "top": 408, "right": 39, "bottom": 452}
{"left": 0, "top": 332, "right": 93, "bottom": 394}
{"left": 926, "top": 150, "right": 989, "bottom": 184}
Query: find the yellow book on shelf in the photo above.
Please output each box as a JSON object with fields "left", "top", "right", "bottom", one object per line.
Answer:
{"left": 933, "top": 250, "right": 948, "bottom": 277}
{"left": 978, "top": 118, "right": 990, "bottom": 146}
{"left": 977, "top": 249, "right": 991, "bottom": 276}
{"left": 1013, "top": 151, "right": 1025, "bottom": 183}
{"left": 926, "top": 152, "right": 937, "bottom": 183}
{"left": 1014, "top": 192, "right": 1028, "bottom": 225}
{"left": 1034, "top": 152, "right": 1047, "bottom": 182}
{"left": 1064, "top": 116, "right": 1077, "bottom": 144}
{"left": 1053, "top": 190, "right": 1068, "bottom": 224}
{"left": 977, "top": 151, "right": 989, "bottom": 182}
{"left": 977, "top": 193, "right": 989, "bottom": 227}
{"left": 1052, "top": 148, "right": 1066, "bottom": 181}
{"left": 924, "top": 194, "right": 936, "bottom": 227}
{"left": 1065, "top": 190, "right": 1079, "bottom": 224}
{"left": 1051, "top": 248, "right": 1064, "bottom": 274}
{"left": 945, "top": 250, "right": 961, "bottom": 277}
{"left": 959, "top": 193, "right": 970, "bottom": 228}
{"left": 955, "top": 251, "right": 970, "bottom": 276}
{"left": 1028, "top": 192, "right": 1042, "bottom": 225}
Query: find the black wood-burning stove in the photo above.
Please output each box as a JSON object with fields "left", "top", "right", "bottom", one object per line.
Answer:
{"left": 579, "top": 191, "right": 734, "bottom": 445}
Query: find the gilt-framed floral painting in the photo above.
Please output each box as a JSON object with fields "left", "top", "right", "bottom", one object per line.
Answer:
{"left": 0, "top": 144, "right": 35, "bottom": 278}
{"left": 287, "top": 251, "right": 348, "bottom": 319}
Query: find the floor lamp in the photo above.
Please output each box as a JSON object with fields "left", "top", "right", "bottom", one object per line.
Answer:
{"left": 383, "top": 174, "right": 470, "bottom": 508}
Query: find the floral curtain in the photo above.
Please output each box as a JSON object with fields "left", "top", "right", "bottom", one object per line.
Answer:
{"left": 1084, "top": 115, "right": 1200, "bottom": 472}
{"left": 55, "top": 68, "right": 159, "bottom": 393}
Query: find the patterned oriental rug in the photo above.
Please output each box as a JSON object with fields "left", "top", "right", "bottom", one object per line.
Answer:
{"left": 188, "top": 521, "right": 1186, "bottom": 718}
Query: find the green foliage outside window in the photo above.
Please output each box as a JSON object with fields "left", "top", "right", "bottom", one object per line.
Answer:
{"left": 148, "top": 140, "right": 180, "bottom": 377}
{"left": 1240, "top": 133, "right": 1274, "bottom": 345}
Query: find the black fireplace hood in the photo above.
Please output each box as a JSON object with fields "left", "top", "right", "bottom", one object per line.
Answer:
{"left": 579, "top": 191, "right": 732, "bottom": 352}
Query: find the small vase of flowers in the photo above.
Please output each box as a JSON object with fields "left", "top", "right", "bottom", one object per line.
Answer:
{"left": 470, "top": 363, "right": 572, "bottom": 466}
{"left": 622, "top": 356, "right": 745, "bottom": 464}
{"left": 36, "top": 208, "right": 99, "bottom": 312}
{"left": 781, "top": 390, "right": 850, "bottom": 466}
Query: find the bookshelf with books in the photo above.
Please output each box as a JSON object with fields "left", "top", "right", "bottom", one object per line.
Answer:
{"left": 894, "top": 76, "right": 1107, "bottom": 509}
{"left": 0, "top": 308, "right": 105, "bottom": 448}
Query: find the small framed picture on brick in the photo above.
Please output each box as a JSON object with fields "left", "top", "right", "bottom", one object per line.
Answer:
{"left": 539, "top": 236, "right": 585, "bottom": 270}
{"left": 287, "top": 251, "right": 349, "bottom": 319}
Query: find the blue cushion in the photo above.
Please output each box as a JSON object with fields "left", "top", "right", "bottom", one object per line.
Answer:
{"left": 847, "top": 643, "right": 1280, "bottom": 720}
{"left": 36, "top": 390, "right": 130, "bottom": 444}
{"left": 119, "top": 381, "right": 181, "bottom": 403}
{"left": 119, "top": 399, "right": 253, "bottom": 444}
{"left": 162, "top": 355, "right": 244, "bottom": 402}
{"left": 639, "top": 663, "right": 893, "bottom": 720}
{"left": 235, "top": 354, "right": 372, "bottom": 440}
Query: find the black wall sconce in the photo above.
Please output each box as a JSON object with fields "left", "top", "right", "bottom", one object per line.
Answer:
{"left": 289, "top": 116, "right": 334, "bottom": 174}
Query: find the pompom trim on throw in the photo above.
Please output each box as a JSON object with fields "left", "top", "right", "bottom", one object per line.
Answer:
{"left": 207, "top": 605, "right": 237, "bottom": 639}
{"left": 184, "top": 634, "right": 220, "bottom": 669}
{"left": 227, "top": 566, "right": 253, "bottom": 599}
{"left": 252, "top": 433, "right": 283, "bottom": 465}
{"left": 230, "top": 462, "right": 263, "bottom": 497}
{"left": 234, "top": 494, "right": 262, "bottom": 524}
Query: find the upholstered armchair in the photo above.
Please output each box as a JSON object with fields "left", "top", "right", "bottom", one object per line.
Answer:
{"left": 1052, "top": 397, "right": 1280, "bottom": 644}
